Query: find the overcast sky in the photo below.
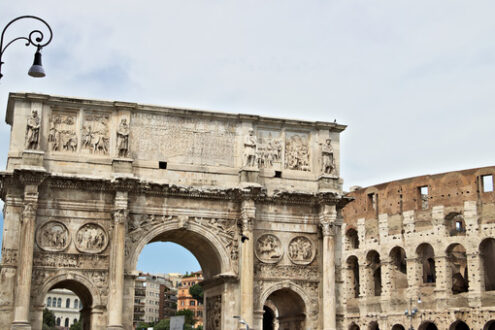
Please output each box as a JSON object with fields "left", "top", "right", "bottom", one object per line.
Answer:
{"left": 1, "top": 1, "right": 494, "bottom": 273}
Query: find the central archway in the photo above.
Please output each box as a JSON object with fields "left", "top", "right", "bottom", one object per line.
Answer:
{"left": 124, "top": 219, "right": 239, "bottom": 330}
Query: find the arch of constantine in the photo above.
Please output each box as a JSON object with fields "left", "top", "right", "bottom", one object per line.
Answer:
{"left": 0, "top": 93, "right": 346, "bottom": 330}
{"left": 1, "top": 92, "right": 495, "bottom": 330}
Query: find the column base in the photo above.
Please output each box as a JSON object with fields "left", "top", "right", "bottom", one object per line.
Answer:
{"left": 10, "top": 321, "right": 31, "bottom": 330}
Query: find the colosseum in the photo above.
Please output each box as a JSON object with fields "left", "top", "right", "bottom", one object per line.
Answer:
{"left": 340, "top": 166, "right": 495, "bottom": 330}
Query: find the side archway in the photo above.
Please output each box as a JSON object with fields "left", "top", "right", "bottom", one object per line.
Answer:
{"left": 259, "top": 281, "right": 311, "bottom": 330}
{"left": 449, "top": 320, "right": 469, "bottom": 330}
{"left": 33, "top": 272, "right": 103, "bottom": 330}
{"left": 484, "top": 320, "right": 495, "bottom": 330}
{"left": 419, "top": 321, "right": 438, "bottom": 330}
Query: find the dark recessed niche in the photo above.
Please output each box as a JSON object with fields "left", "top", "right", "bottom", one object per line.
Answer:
{"left": 159, "top": 161, "right": 167, "bottom": 169}
{"left": 274, "top": 171, "right": 282, "bottom": 178}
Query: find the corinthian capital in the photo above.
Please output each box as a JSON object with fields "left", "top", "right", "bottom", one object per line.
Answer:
{"left": 320, "top": 222, "right": 335, "bottom": 237}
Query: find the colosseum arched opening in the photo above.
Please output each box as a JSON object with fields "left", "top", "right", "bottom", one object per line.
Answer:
{"left": 366, "top": 250, "right": 381, "bottom": 296}
{"left": 480, "top": 238, "right": 495, "bottom": 291}
{"left": 416, "top": 243, "right": 436, "bottom": 284}
{"left": 447, "top": 243, "right": 469, "bottom": 294}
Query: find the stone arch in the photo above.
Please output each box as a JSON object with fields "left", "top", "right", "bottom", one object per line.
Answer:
{"left": 262, "top": 300, "right": 278, "bottom": 330}
{"left": 392, "top": 325, "right": 405, "bottom": 330}
{"left": 368, "top": 321, "right": 379, "bottom": 330}
{"left": 346, "top": 255, "right": 360, "bottom": 299}
{"left": 484, "top": 320, "right": 495, "bottom": 330}
{"left": 129, "top": 221, "right": 233, "bottom": 279}
{"left": 416, "top": 243, "right": 436, "bottom": 284}
{"left": 419, "top": 321, "right": 438, "bottom": 330}
{"left": 389, "top": 246, "right": 408, "bottom": 289}
{"left": 366, "top": 250, "right": 381, "bottom": 296}
{"left": 449, "top": 320, "right": 469, "bottom": 330}
{"left": 259, "top": 281, "right": 311, "bottom": 329}
{"left": 34, "top": 272, "right": 102, "bottom": 330}
{"left": 446, "top": 243, "right": 469, "bottom": 294}
{"left": 480, "top": 238, "right": 495, "bottom": 291}
{"left": 346, "top": 227, "right": 359, "bottom": 250}
{"left": 349, "top": 322, "right": 360, "bottom": 330}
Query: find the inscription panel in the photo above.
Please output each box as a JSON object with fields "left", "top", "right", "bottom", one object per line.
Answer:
{"left": 130, "top": 113, "right": 237, "bottom": 167}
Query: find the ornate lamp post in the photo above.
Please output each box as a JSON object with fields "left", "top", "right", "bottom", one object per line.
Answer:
{"left": 0, "top": 15, "right": 53, "bottom": 80}
{"left": 405, "top": 296, "right": 422, "bottom": 330}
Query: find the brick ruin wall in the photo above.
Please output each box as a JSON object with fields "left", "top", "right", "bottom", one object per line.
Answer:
{"left": 338, "top": 166, "right": 495, "bottom": 330}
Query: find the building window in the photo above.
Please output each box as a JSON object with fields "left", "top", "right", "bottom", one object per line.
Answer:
{"left": 74, "top": 299, "right": 79, "bottom": 309}
{"left": 66, "top": 298, "right": 70, "bottom": 308}
{"left": 47, "top": 297, "right": 51, "bottom": 306}
{"left": 190, "top": 300, "right": 195, "bottom": 306}
{"left": 482, "top": 175, "right": 494, "bottom": 192}
{"left": 52, "top": 297, "right": 57, "bottom": 307}
{"left": 65, "top": 318, "right": 69, "bottom": 328}
{"left": 57, "top": 298, "right": 61, "bottom": 308}
{"left": 419, "top": 186, "right": 428, "bottom": 210}
{"left": 56, "top": 318, "right": 61, "bottom": 326}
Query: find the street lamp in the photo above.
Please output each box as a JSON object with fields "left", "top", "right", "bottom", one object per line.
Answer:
{"left": 234, "top": 315, "right": 251, "bottom": 330}
{"left": 0, "top": 15, "right": 53, "bottom": 80}
{"left": 404, "top": 296, "right": 422, "bottom": 330}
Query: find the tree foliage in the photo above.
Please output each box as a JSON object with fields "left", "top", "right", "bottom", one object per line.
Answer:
{"left": 42, "top": 308, "right": 57, "bottom": 330}
{"left": 189, "top": 283, "right": 204, "bottom": 303}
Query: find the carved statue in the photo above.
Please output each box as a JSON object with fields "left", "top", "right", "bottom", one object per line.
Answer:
{"left": 321, "top": 138, "right": 336, "bottom": 175}
{"left": 206, "top": 296, "right": 221, "bottom": 330}
{"left": 244, "top": 129, "right": 257, "bottom": 167}
{"left": 116, "top": 118, "right": 130, "bottom": 157}
{"left": 25, "top": 110, "right": 40, "bottom": 150}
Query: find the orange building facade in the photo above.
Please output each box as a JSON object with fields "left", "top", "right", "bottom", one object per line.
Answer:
{"left": 177, "top": 271, "right": 204, "bottom": 327}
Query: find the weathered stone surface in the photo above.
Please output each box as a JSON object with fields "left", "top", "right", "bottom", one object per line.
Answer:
{"left": 0, "top": 93, "right": 345, "bottom": 330}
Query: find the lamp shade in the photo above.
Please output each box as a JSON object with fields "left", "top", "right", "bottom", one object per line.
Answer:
{"left": 28, "top": 49, "right": 45, "bottom": 78}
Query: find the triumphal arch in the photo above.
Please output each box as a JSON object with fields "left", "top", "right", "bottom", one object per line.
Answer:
{"left": 0, "top": 92, "right": 347, "bottom": 330}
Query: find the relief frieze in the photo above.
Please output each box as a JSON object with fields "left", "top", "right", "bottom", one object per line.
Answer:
{"left": 256, "top": 129, "right": 282, "bottom": 169}
{"left": 1, "top": 248, "right": 17, "bottom": 265}
{"left": 34, "top": 251, "right": 108, "bottom": 269}
{"left": 48, "top": 112, "right": 78, "bottom": 152}
{"left": 255, "top": 234, "right": 283, "bottom": 263}
{"left": 285, "top": 132, "right": 310, "bottom": 171}
{"left": 36, "top": 221, "right": 70, "bottom": 252}
{"left": 81, "top": 112, "right": 110, "bottom": 155}
{"left": 129, "top": 113, "right": 236, "bottom": 166}
{"left": 288, "top": 236, "right": 316, "bottom": 265}
{"left": 75, "top": 223, "right": 108, "bottom": 254}
{"left": 205, "top": 295, "right": 222, "bottom": 330}
{"left": 255, "top": 264, "right": 319, "bottom": 282}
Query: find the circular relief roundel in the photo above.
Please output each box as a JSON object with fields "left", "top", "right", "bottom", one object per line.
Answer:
{"left": 255, "top": 234, "right": 283, "bottom": 264}
{"left": 75, "top": 223, "right": 108, "bottom": 254}
{"left": 36, "top": 221, "right": 71, "bottom": 252}
{"left": 288, "top": 236, "right": 315, "bottom": 265}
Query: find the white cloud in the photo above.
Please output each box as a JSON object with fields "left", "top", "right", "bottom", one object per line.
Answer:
{"left": 0, "top": 1, "right": 494, "bottom": 190}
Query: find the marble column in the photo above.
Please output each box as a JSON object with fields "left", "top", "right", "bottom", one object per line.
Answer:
{"left": 11, "top": 184, "right": 39, "bottom": 330}
{"left": 239, "top": 199, "right": 255, "bottom": 329}
{"left": 320, "top": 204, "right": 337, "bottom": 330}
{"left": 107, "top": 191, "right": 128, "bottom": 330}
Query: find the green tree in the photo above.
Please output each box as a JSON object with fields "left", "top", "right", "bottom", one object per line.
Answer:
{"left": 42, "top": 308, "right": 57, "bottom": 330}
{"left": 188, "top": 283, "right": 204, "bottom": 303}
{"left": 154, "top": 318, "right": 170, "bottom": 330}
{"left": 69, "top": 320, "right": 82, "bottom": 330}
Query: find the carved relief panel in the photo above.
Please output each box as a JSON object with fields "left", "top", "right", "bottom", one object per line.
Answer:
{"left": 288, "top": 236, "right": 315, "bottom": 265}
{"left": 36, "top": 221, "right": 70, "bottom": 252}
{"left": 75, "top": 223, "right": 108, "bottom": 253}
{"left": 256, "top": 129, "right": 283, "bottom": 169}
{"left": 48, "top": 111, "right": 78, "bottom": 152}
{"left": 284, "top": 132, "right": 310, "bottom": 171}
{"left": 255, "top": 234, "right": 283, "bottom": 263}
{"left": 205, "top": 295, "right": 222, "bottom": 330}
{"left": 81, "top": 112, "right": 110, "bottom": 155}
{"left": 130, "top": 113, "right": 236, "bottom": 166}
